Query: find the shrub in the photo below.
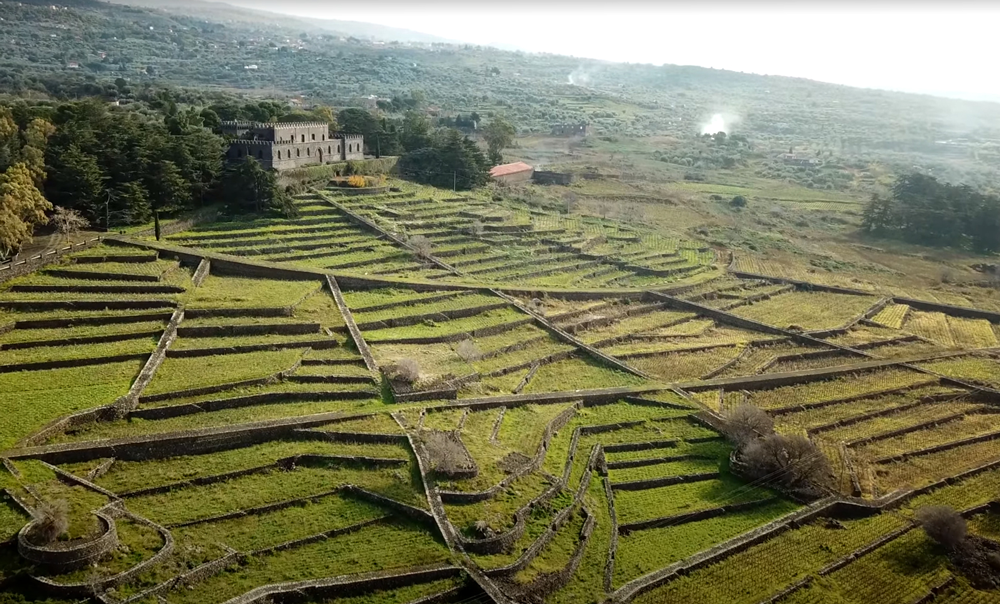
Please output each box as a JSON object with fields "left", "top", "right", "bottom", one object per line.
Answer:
{"left": 917, "top": 506, "right": 967, "bottom": 551}
{"left": 51, "top": 206, "right": 90, "bottom": 234}
{"left": 723, "top": 404, "right": 774, "bottom": 447}
{"left": 456, "top": 339, "right": 482, "bottom": 362}
{"left": 731, "top": 195, "right": 748, "bottom": 207}
{"left": 29, "top": 500, "right": 69, "bottom": 545}
{"left": 408, "top": 235, "right": 433, "bottom": 258}
{"left": 740, "top": 433, "right": 832, "bottom": 493}
{"left": 387, "top": 358, "right": 420, "bottom": 384}
{"left": 346, "top": 175, "right": 367, "bottom": 188}
{"left": 421, "top": 430, "right": 475, "bottom": 477}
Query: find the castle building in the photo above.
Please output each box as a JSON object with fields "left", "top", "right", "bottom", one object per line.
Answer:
{"left": 222, "top": 121, "right": 364, "bottom": 171}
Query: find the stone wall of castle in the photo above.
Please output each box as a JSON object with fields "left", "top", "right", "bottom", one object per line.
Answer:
{"left": 223, "top": 121, "right": 364, "bottom": 171}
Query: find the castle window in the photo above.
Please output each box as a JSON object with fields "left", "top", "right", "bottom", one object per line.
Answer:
{"left": 257, "top": 149, "right": 263, "bottom": 159}
{"left": 322, "top": 134, "right": 326, "bottom": 141}
{"left": 296, "top": 149, "right": 300, "bottom": 157}
{"left": 307, "top": 148, "right": 311, "bottom": 156}
{"left": 328, "top": 146, "right": 331, "bottom": 154}
{"left": 311, "top": 133, "right": 316, "bottom": 141}
{"left": 276, "top": 150, "right": 281, "bottom": 159}
{"left": 301, "top": 134, "right": 305, "bottom": 143}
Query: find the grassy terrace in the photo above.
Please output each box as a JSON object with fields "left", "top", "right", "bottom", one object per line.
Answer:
{"left": 3, "top": 181, "right": 1000, "bottom": 604}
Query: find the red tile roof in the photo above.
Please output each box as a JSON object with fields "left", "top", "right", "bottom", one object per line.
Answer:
{"left": 489, "top": 162, "right": 534, "bottom": 177}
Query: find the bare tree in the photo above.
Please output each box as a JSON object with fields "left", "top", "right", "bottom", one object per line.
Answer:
{"left": 29, "top": 499, "right": 69, "bottom": 544}
{"left": 422, "top": 430, "right": 475, "bottom": 477}
{"left": 917, "top": 506, "right": 968, "bottom": 551}
{"left": 387, "top": 358, "right": 420, "bottom": 384}
{"left": 723, "top": 404, "right": 774, "bottom": 447}
{"left": 741, "top": 433, "right": 832, "bottom": 491}
{"left": 408, "top": 235, "right": 433, "bottom": 259}
{"left": 51, "top": 207, "right": 90, "bottom": 235}
{"left": 456, "top": 339, "right": 482, "bottom": 362}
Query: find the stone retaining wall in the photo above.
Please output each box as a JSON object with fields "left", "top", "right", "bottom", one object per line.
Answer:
{"left": 130, "top": 388, "right": 376, "bottom": 420}
{"left": 45, "top": 268, "right": 161, "bottom": 283}
{"left": 18, "top": 509, "right": 119, "bottom": 572}
{"left": 139, "top": 361, "right": 300, "bottom": 404}
{"left": 618, "top": 497, "right": 779, "bottom": 534}
{"left": 8, "top": 284, "right": 184, "bottom": 294}
{"left": 326, "top": 275, "right": 379, "bottom": 374}
{"left": 165, "top": 337, "right": 336, "bottom": 358}
{"left": 184, "top": 306, "right": 294, "bottom": 318}
{"left": 610, "top": 471, "right": 720, "bottom": 492}
{"left": 353, "top": 302, "right": 509, "bottom": 331}
{"left": 0, "top": 352, "right": 150, "bottom": 374}
{"left": 604, "top": 475, "right": 619, "bottom": 593}
{"left": 0, "top": 329, "right": 162, "bottom": 351}
{"left": 220, "top": 564, "right": 462, "bottom": 604}
{"left": 177, "top": 322, "right": 320, "bottom": 338}
{"left": 10, "top": 312, "right": 172, "bottom": 333}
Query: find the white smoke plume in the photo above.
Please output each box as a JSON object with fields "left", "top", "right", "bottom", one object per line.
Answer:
{"left": 700, "top": 113, "right": 738, "bottom": 135}
{"left": 567, "top": 66, "right": 592, "bottom": 86}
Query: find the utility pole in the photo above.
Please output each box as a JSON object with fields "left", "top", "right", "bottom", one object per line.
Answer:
{"left": 105, "top": 189, "right": 113, "bottom": 233}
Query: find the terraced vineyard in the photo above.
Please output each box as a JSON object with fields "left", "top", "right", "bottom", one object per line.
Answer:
{"left": 1, "top": 182, "right": 999, "bottom": 604}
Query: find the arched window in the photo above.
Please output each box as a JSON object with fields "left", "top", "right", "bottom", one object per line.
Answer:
{"left": 296, "top": 148, "right": 300, "bottom": 157}
{"left": 301, "top": 134, "right": 305, "bottom": 143}
{"left": 276, "top": 150, "right": 281, "bottom": 159}
{"left": 311, "top": 133, "right": 316, "bottom": 141}
{"left": 328, "top": 146, "right": 331, "bottom": 154}
{"left": 307, "top": 148, "right": 311, "bottom": 156}
{"left": 322, "top": 134, "right": 326, "bottom": 141}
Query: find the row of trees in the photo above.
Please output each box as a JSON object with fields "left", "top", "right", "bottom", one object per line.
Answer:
{"left": 863, "top": 173, "right": 1000, "bottom": 253}
{"left": 0, "top": 107, "right": 55, "bottom": 259}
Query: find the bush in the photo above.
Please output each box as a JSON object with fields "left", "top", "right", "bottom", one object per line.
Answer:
{"left": 387, "top": 358, "right": 420, "bottom": 384}
{"left": 29, "top": 500, "right": 69, "bottom": 545}
{"left": 723, "top": 404, "right": 774, "bottom": 447}
{"left": 455, "top": 339, "right": 482, "bottom": 362}
{"left": 731, "top": 195, "right": 748, "bottom": 207}
{"left": 740, "top": 433, "right": 832, "bottom": 493}
{"left": 408, "top": 235, "right": 433, "bottom": 258}
{"left": 421, "top": 430, "right": 475, "bottom": 477}
{"left": 917, "top": 506, "right": 967, "bottom": 551}
{"left": 51, "top": 206, "right": 90, "bottom": 234}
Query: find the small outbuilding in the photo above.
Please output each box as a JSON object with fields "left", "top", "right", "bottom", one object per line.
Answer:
{"left": 489, "top": 161, "right": 534, "bottom": 184}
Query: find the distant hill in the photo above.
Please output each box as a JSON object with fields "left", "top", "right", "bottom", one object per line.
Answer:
{"left": 101, "top": 0, "right": 457, "bottom": 43}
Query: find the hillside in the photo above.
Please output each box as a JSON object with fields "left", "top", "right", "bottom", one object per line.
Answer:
{"left": 2, "top": 0, "right": 1000, "bottom": 189}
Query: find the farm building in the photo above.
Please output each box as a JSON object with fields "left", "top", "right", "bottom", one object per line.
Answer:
{"left": 489, "top": 161, "right": 534, "bottom": 184}
{"left": 550, "top": 123, "right": 588, "bottom": 137}
{"left": 223, "top": 121, "right": 364, "bottom": 171}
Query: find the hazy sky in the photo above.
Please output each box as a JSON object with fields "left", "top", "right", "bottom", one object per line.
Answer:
{"left": 225, "top": 1, "right": 1000, "bottom": 102}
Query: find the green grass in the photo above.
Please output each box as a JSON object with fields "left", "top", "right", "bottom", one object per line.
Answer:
{"left": 310, "top": 577, "right": 467, "bottom": 604}
{"left": 613, "top": 499, "right": 799, "bottom": 588}
{"left": 128, "top": 463, "right": 425, "bottom": 527}
{"left": 522, "top": 357, "right": 651, "bottom": 393}
{"left": 612, "top": 474, "right": 778, "bottom": 524}
{"left": 515, "top": 507, "right": 587, "bottom": 583}
{"left": 363, "top": 307, "right": 526, "bottom": 343}
{"left": 730, "top": 291, "right": 879, "bottom": 331}
{"left": 352, "top": 292, "right": 502, "bottom": 325}
{"left": 0, "top": 320, "right": 166, "bottom": 344}
{"left": 173, "top": 491, "right": 385, "bottom": 553}
{"left": 143, "top": 349, "right": 306, "bottom": 395}
{"left": 182, "top": 275, "right": 322, "bottom": 309}
{"left": 0, "top": 336, "right": 157, "bottom": 366}
{"left": 53, "top": 517, "right": 164, "bottom": 583}
{"left": 68, "top": 438, "right": 409, "bottom": 494}
{"left": 58, "top": 396, "right": 386, "bottom": 443}
{"left": 0, "top": 494, "right": 29, "bottom": 542}
{"left": 634, "top": 512, "right": 909, "bottom": 604}
{"left": 166, "top": 520, "right": 450, "bottom": 604}
{"left": 0, "top": 360, "right": 144, "bottom": 450}
{"left": 170, "top": 333, "right": 329, "bottom": 350}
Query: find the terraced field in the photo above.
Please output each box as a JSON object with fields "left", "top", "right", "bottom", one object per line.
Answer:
{"left": 1, "top": 182, "right": 999, "bottom": 604}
